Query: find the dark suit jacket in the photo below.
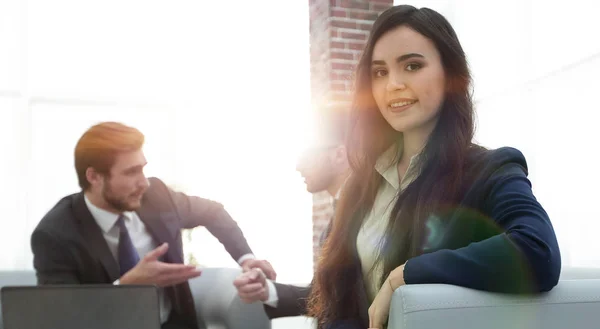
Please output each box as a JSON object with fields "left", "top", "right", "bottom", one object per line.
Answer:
{"left": 266, "top": 147, "right": 562, "bottom": 327}
{"left": 264, "top": 278, "right": 312, "bottom": 319}
{"left": 31, "top": 177, "right": 253, "bottom": 328}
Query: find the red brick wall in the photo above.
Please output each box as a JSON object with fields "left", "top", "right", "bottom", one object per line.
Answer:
{"left": 309, "top": 0, "right": 394, "bottom": 268}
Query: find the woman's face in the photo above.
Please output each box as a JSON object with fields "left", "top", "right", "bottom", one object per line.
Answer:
{"left": 370, "top": 25, "right": 446, "bottom": 135}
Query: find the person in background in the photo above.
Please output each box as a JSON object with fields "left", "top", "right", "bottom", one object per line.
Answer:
{"left": 31, "top": 121, "right": 276, "bottom": 329}
{"left": 306, "top": 5, "right": 561, "bottom": 329}
{"left": 233, "top": 111, "right": 351, "bottom": 318}
{"left": 297, "top": 111, "right": 351, "bottom": 246}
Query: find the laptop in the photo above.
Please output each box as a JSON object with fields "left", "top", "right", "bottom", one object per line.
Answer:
{"left": 1, "top": 284, "right": 161, "bottom": 329}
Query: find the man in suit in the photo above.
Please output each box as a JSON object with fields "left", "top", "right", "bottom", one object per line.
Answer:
{"left": 31, "top": 121, "right": 275, "bottom": 329}
{"left": 233, "top": 111, "right": 350, "bottom": 318}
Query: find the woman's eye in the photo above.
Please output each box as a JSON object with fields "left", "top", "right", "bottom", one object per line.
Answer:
{"left": 406, "top": 63, "right": 422, "bottom": 71}
{"left": 372, "top": 69, "right": 388, "bottom": 78}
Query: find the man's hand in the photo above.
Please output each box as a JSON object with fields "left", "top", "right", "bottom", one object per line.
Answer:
{"left": 233, "top": 268, "right": 269, "bottom": 303}
{"left": 119, "top": 243, "right": 201, "bottom": 287}
{"left": 241, "top": 258, "right": 276, "bottom": 280}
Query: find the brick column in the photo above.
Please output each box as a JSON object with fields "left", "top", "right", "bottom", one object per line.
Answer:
{"left": 309, "top": 0, "right": 394, "bottom": 268}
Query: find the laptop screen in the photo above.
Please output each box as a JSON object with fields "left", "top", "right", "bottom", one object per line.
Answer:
{"left": 1, "top": 285, "right": 161, "bottom": 329}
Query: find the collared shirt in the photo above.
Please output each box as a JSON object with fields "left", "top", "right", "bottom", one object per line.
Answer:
{"left": 85, "top": 195, "right": 255, "bottom": 323}
{"left": 356, "top": 144, "right": 422, "bottom": 301}
{"left": 84, "top": 196, "right": 172, "bottom": 323}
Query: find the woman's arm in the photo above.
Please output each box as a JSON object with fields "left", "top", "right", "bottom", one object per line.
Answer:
{"left": 402, "top": 160, "right": 561, "bottom": 293}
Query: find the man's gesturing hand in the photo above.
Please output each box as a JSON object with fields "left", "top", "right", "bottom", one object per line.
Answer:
{"left": 120, "top": 243, "right": 201, "bottom": 287}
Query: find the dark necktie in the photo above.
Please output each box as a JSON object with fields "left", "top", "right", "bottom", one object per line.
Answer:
{"left": 116, "top": 214, "right": 140, "bottom": 276}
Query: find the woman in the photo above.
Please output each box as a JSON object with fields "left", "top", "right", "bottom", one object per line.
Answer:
{"left": 307, "top": 5, "right": 561, "bottom": 329}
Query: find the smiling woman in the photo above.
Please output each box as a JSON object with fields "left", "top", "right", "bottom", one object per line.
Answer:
{"left": 307, "top": 5, "right": 561, "bottom": 329}
{"left": 370, "top": 26, "right": 447, "bottom": 153}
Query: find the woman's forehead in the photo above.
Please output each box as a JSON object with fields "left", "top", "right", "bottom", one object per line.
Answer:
{"left": 372, "top": 26, "right": 438, "bottom": 62}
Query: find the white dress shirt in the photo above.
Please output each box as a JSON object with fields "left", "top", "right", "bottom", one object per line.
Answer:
{"left": 356, "top": 144, "right": 420, "bottom": 301}
{"left": 84, "top": 196, "right": 173, "bottom": 324}
{"left": 84, "top": 196, "right": 254, "bottom": 323}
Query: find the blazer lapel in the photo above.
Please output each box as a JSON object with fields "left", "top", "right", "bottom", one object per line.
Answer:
{"left": 73, "top": 193, "right": 120, "bottom": 281}
{"left": 137, "top": 195, "right": 184, "bottom": 264}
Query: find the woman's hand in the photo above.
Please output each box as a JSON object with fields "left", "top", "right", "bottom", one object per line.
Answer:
{"left": 368, "top": 264, "right": 406, "bottom": 329}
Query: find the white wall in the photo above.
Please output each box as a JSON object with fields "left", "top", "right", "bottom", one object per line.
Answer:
{"left": 0, "top": 0, "right": 316, "bottom": 291}
{"left": 396, "top": 0, "right": 600, "bottom": 267}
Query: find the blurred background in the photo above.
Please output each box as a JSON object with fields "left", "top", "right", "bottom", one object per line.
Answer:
{"left": 0, "top": 0, "right": 598, "bottom": 328}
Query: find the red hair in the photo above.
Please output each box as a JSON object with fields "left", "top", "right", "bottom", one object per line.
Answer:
{"left": 74, "top": 121, "right": 145, "bottom": 190}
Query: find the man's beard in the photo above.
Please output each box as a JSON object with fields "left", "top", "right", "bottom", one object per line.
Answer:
{"left": 102, "top": 183, "right": 140, "bottom": 212}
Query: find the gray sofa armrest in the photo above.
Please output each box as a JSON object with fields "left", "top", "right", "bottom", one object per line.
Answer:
{"left": 559, "top": 267, "right": 600, "bottom": 280}
{"left": 188, "top": 267, "right": 271, "bottom": 329}
{"left": 387, "top": 278, "right": 600, "bottom": 329}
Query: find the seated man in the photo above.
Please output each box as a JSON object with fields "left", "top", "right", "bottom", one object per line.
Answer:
{"left": 234, "top": 111, "right": 350, "bottom": 318}
{"left": 31, "top": 121, "right": 275, "bottom": 329}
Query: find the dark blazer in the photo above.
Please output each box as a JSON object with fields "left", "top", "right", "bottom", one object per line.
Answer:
{"left": 269, "top": 147, "right": 562, "bottom": 327}
{"left": 31, "top": 177, "right": 253, "bottom": 328}
{"left": 264, "top": 281, "right": 311, "bottom": 318}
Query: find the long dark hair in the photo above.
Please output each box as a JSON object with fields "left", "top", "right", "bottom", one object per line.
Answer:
{"left": 308, "top": 5, "right": 475, "bottom": 326}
